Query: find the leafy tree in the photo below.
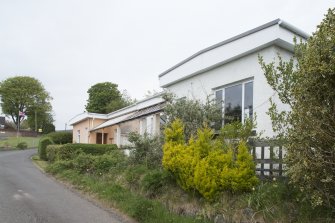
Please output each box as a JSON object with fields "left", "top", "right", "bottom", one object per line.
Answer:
{"left": 27, "top": 109, "right": 54, "bottom": 132}
{"left": 163, "top": 93, "right": 222, "bottom": 141}
{"left": 85, "top": 82, "right": 134, "bottom": 114}
{"left": 259, "top": 8, "right": 335, "bottom": 210}
{"left": 42, "top": 122, "right": 56, "bottom": 134}
{"left": 0, "top": 76, "right": 52, "bottom": 130}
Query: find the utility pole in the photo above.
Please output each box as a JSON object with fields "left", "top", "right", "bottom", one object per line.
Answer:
{"left": 17, "top": 113, "right": 20, "bottom": 138}
{"left": 35, "top": 110, "right": 37, "bottom": 132}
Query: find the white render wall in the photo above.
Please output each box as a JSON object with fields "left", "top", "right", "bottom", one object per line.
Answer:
{"left": 164, "top": 46, "right": 293, "bottom": 137}
{"left": 159, "top": 23, "right": 304, "bottom": 88}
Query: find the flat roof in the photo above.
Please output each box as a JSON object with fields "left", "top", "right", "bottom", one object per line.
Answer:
{"left": 158, "top": 19, "right": 309, "bottom": 78}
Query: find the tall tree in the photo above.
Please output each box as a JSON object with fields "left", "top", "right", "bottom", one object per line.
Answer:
{"left": 85, "top": 82, "right": 134, "bottom": 114}
{"left": 259, "top": 8, "right": 335, "bottom": 210}
{"left": 0, "top": 76, "right": 53, "bottom": 130}
{"left": 27, "top": 110, "right": 55, "bottom": 133}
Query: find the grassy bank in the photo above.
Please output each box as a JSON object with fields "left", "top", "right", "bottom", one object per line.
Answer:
{"left": 0, "top": 136, "right": 40, "bottom": 149}
{"left": 34, "top": 157, "right": 211, "bottom": 223}
{"left": 34, "top": 138, "right": 334, "bottom": 223}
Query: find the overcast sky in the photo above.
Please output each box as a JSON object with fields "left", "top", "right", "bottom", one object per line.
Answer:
{"left": 0, "top": 0, "right": 334, "bottom": 130}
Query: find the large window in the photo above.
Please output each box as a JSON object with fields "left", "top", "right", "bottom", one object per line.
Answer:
{"left": 215, "top": 80, "right": 253, "bottom": 125}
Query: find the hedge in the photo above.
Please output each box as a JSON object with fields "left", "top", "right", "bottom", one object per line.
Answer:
{"left": 46, "top": 145, "right": 63, "bottom": 162}
{"left": 46, "top": 131, "right": 72, "bottom": 144}
{"left": 47, "top": 143, "right": 118, "bottom": 161}
{"left": 38, "top": 137, "right": 54, "bottom": 160}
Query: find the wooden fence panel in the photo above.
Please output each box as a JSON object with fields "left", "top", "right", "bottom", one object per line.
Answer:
{"left": 249, "top": 140, "right": 284, "bottom": 179}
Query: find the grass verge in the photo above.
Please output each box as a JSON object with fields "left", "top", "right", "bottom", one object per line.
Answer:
{"left": 31, "top": 155, "right": 48, "bottom": 170}
{"left": 0, "top": 136, "right": 40, "bottom": 149}
{"left": 33, "top": 157, "right": 210, "bottom": 223}
{"left": 33, "top": 151, "right": 334, "bottom": 223}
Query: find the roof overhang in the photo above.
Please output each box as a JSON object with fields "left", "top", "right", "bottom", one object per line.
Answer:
{"left": 69, "top": 112, "right": 108, "bottom": 126}
{"left": 89, "top": 94, "right": 165, "bottom": 131}
{"left": 159, "top": 19, "right": 309, "bottom": 88}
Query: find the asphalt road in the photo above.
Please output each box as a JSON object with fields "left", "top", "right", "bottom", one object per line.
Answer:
{"left": 0, "top": 149, "right": 126, "bottom": 223}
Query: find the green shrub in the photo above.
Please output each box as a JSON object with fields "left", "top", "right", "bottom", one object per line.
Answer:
{"left": 128, "top": 197, "right": 154, "bottom": 222}
{"left": 70, "top": 150, "right": 127, "bottom": 175}
{"left": 16, "top": 141, "right": 28, "bottom": 150}
{"left": 141, "top": 169, "right": 172, "bottom": 197}
{"left": 247, "top": 180, "right": 334, "bottom": 222}
{"left": 72, "top": 153, "right": 96, "bottom": 173}
{"left": 46, "top": 160, "right": 73, "bottom": 174}
{"left": 46, "top": 131, "right": 72, "bottom": 144}
{"left": 127, "top": 132, "right": 162, "bottom": 168}
{"left": 46, "top": 145, "right": 62, "bottom": 162}
{"left": 57, "top": 143, "right": 118, "bottom": 160}
{"left": 94, "top": 151, "right": 127, "bottom": 173}
{"left": 38, "top": 137, "right": 54, "bottom": 160}
{"left": 125, "top": 165, "right": 149, "bottom": 190}
{"left": 163, "top": 119, "right": 258, "bottom": 200}
{"left": 163, "top": 93, "right": 222, "bottom": 141}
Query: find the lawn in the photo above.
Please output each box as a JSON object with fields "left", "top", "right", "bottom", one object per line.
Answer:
{"left": 0, "top": 136, "right": 40, "bottom": 149}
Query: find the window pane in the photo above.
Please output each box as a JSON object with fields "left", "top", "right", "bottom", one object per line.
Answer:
{"left": 224, "top": 84, "right": 242, "bottom": 124}
{"left": 215, "top": 90, "right": 223, "bottom": 129}
{"left": 244, "top": 82, "right": 253, "bottom": 120}
{"left": 215, "top": 90, "right": 223, "bottom": 110}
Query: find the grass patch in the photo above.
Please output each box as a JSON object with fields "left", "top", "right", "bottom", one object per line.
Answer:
{"left": 49, "top": 168, "right": 210, "bottom": 223}
{"left": 0, "top": 136, "right": 40, "bottom": 149}
{"left": 32, "top": 155, "right": 49, "bottom": 170}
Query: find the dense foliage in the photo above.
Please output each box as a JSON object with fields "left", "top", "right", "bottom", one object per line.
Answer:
{"left": 85, "top": 82, "right": 134, "bottom": 114}
{"left": 127, "top": 132, "right": 163, "bottom": 168}
{"left": 70, "top": 151, "right": 127, "bottom": 174}
{"left": 163, "top": 119, "right": 258, "bottom": 199}
{"left": 46, "top": 131, "right": 72, "bottom": 144}
{"left": 259, "top": 8, "right": 335, "bottom": 210}
{"left": 38, "top": 137, "right": 54, "bottom": 160}
{"left": 46, "top": 143, "right": 118, "bottom": 161}
{"left": 16, "top": 141, "right": 28, "bottom": 150}
{"left": 163, "top": 93, "right": 221, "bottom": 141}
{"left": 45, "top": 145, "right": 62, "bottom": 162}
{"left": 0, "top": 76, "right": 53, "bottom": 130}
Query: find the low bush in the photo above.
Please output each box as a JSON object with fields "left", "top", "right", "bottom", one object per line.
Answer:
{"left": 127, "top": 132, "right": 163, "bottom": 168}
{"left": 247, "top": 180, "right": 335, "bottom": 222}
{"left": 125, "top": 165, "right": 149, "bottom": 190}
{"left": 38, "top": 137, "right": 54, "bottom": 160}
{"left": 141, "top": 169, "right": 172, "bottom": 198}
{"left": 94, "top": 151, "right": 127, "bottom": 173}
{"left": 128, "top": 197, "right": 154, "bottom": 221}
{"left": 16, "top": 141, "right": 28, "bottom": 150}
{"left": 72, "top": 153, "right": 96, "bottom": 174}
{"left": 57, "top": 143, "right": 118, "bottom": 160}
{"left": 46, "top": 131, "right": 72, "bottom": 144}
{"left": 70, "top": 150, "right": 127, "bottom": 175}
{"left": 46, "top": 145, "right": 63, "bottom": 162}
{"left": 46, "top": 160, "right": 73, "bottom": 174}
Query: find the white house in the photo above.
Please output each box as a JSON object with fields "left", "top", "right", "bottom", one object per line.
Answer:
{"left": 71, "top": 19, "right": 309, "bottom": 145}
{"left": 159, "top": 19, "right": 309, "bottom": 137}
